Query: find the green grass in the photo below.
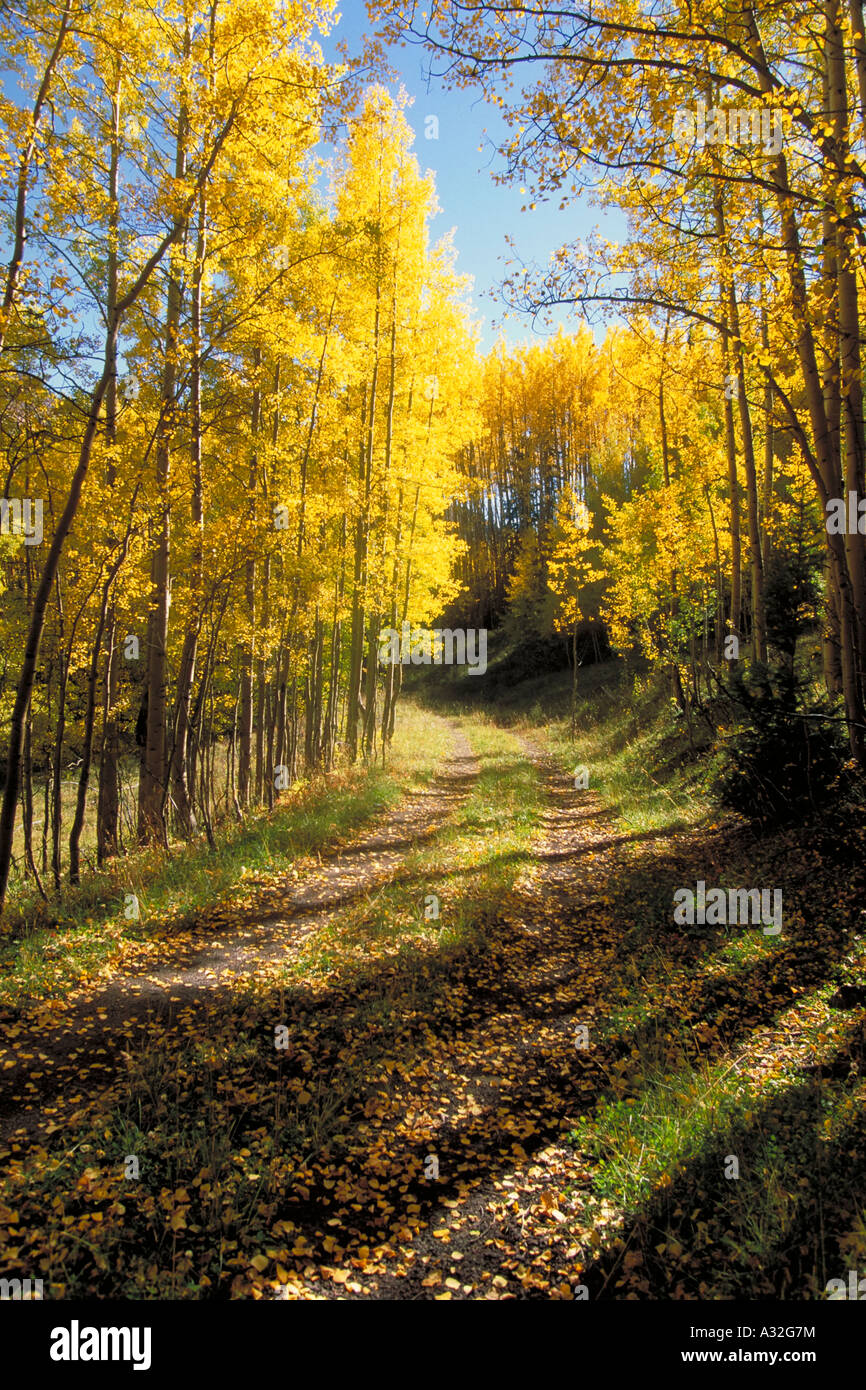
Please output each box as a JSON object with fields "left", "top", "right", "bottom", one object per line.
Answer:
{"left": 566, "top": 996, "right": 866, "bottom": 1298}
{"left": 0, "top": 711, "right": 547, "bottom": 1298}
{"left": 5, "top": 659, "right": 866, "bottom": 1301}
{"left": 277, "top": 714, "right": 544, "bottom": 987}
{"left": 407, "top": 645, "right": 866, "bottom": 1296}
{"left": 0, "top": 703, "right": 450, "bottom": 1012}
{"left": 534, "top": 662, "right": 707, "bottom": 835}
{"left": 412, "top": 630, "right": 706, "bottom": 834}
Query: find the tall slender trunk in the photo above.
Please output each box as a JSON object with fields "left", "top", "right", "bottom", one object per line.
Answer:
{"left": 70, "top": 543, "right": 128, "bottom": 883}
{"left": 21, "top": 548, "right": 44, "bottom": 898}
{"left": 238, "top": 348, "right": 261, "bottom": 808}
{"left": 22, "top": 708, "right": 45, "bottom": 898}
{"left": 139, "top": 89, "right": 189, "bottom": 842}
{"left": 848, "top": 0, "right": 866, "bottom": 131}
{"left": 170, "top": 187, "right": 207, "bottom": 837}
{"left": 97, "top": 63, "right": 123, "bottom": 862}
{"left": 727, "top": 280, "right": 766, "bottom": 662}
{"left": 348, "top": 399, "right": 371, "bottom": 758}
{"left": 715, "top": 193, "right": 742, "bottom": 647}
{"left": 827, "top": 0, "right": 866, "bottom": 673}
{"left": 51, "top": 623, "right": 68, "bottom": 890}
{"left": 743, "top": 0, "right": 864, "bottom": 757}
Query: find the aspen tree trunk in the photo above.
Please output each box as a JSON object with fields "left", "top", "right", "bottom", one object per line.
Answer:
{"left": 325, "top": 620, "right": 342, "bottom": 768}
{"left": 173, "top": 0, "right": 222, "bottom": 833}
{"left": 347, "top": 360, "right": 377, "bottom": 762}
{"left": 265, "top": 683, "right": 276, "bottom": 810}
{"left": 658, "top": 320, "right": 684, "bottom": 707}
{"left": 819, "top": 47, "right": 844, "bottom": 697}
{"left": 97, "top": 62, "right": 122, "bottom": 863}
{"left": 274, "top": 647, "right": 289, "bottom": 778}
{"left": 824, "top": 554, "right": 844, "bottom": 692}
{"left": 757, "top": 204, "right": 775, "bottom": 550}
{"left": 256, "top": 504, "right": 275, "bottom": 801}
{"left": 290, "top": 286, "right": 335, "bottom": 758}
{"left": 381, "top": 484, "right": 403, "bottom": 759}
{"left": 197, "top": 668, "right": 218, "bottom": 846}
{"left": 772, "top": 166, "right": 863, "bottom": 752}
{"left": 238, "top": 349, "right": 262, "bottom": 809}
{"left": 314, "top": 603, "right": 326, "bottom": 767}
{"left": 262, "top": 360, "right": 283, "bottom": 799}
{"left": 70, "top": 543, "right": 129, "bottom": 883}
{"left": 197, "top": 721, "right": 215, "bottom": 850}
{"left": 367, "top": 298, "right": 399, "bottom": 760}
{"left": 571, "top": 620, "right": 579, "bottom": 740}
{"left": 325, "top": 512, "right": 347, "bottom": 768}
{"left": 362, "top": 624, "right": 378, "bottom": 759}
{"left": 848, "top": 0, "right": 866, "bottom": 132}
{"left": 714, "top": 197, "right": 742, "bottom": 649}
{"left": 761, "top": 313, "right": 774, "bottom": 532}
{"left": 40, "top": 765, "right": 49, "bottom": 878}
{"left": 170, "top": 187, "right": 207, "bottom": 838}
{"left": 347, "top": 377, "right": 376, "bottom": 757}
{"left": 287, "top": 289, "right": 334, "bottom": 773}
{"left": 22, "top": 710, "right": 44, "bottom": 898}
{"left": 704, "top": 483, "right": 724, "bottom": 665}
{"left": 726, "top": 279, "right": 766, "bottom": 663}
{"left": 255, "top": 360, "right": 278, "bottom": 802}
{"left": 255, "top": 565, "right": 269, "bottom": 800}
{"left": 310, "top": 613, "right": 327, "bottom": 768}
{"left": 52, "top": 563, "right": 113, "bottom": 885}
{"left": 97, "top": 617, "right": 121, "bottom": 862}
{"left": 20, "top": 546, "right": 44, "bottom": 896}
{"left": 387, "top": 480, "right": 422, "bottom": 747}
{"left": 288, "top": 682, "right": 298, "bottom": 781}
{"left": 50, "top": 582, "right": 69, "bottom": 890}
{"left": 229, "top": 678, "right": 241, "bottom": 819}
{"left": 304, "top": 617, "right": 318, "bottom": 769}
{"left": 139, "top": 92, "right": 190, "bottom": 842}
{"left": 827, "top": 0, "right": 866, "bottom": 671}
{"left": 188, "top": 583, "right": 226, "bottom": 828}
{"left": 384, "top": 378, "right": 430, "bottom": 747}
{"left": 744, "top": 0, "right": 864, "bottom": 758}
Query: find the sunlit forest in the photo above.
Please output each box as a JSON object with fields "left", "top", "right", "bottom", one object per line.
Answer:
{"left": 0, "top": 0, "right": 865, "bottom": 1332}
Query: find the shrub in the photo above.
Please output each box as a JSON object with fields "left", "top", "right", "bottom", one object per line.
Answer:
{"left": 707, "top": 665, "right": 850, "bottom": 822}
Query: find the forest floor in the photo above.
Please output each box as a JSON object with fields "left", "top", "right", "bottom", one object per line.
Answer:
{"left": 2, "top": 677, "right": 866, "bottom": 1299}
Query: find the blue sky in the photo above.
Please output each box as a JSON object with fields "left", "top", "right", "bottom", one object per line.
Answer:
{"left": 0, "top": 2, "right": 625, "bottom": 357}
{"left": 328, "top": 5, "right": 626, "bottom": 353}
